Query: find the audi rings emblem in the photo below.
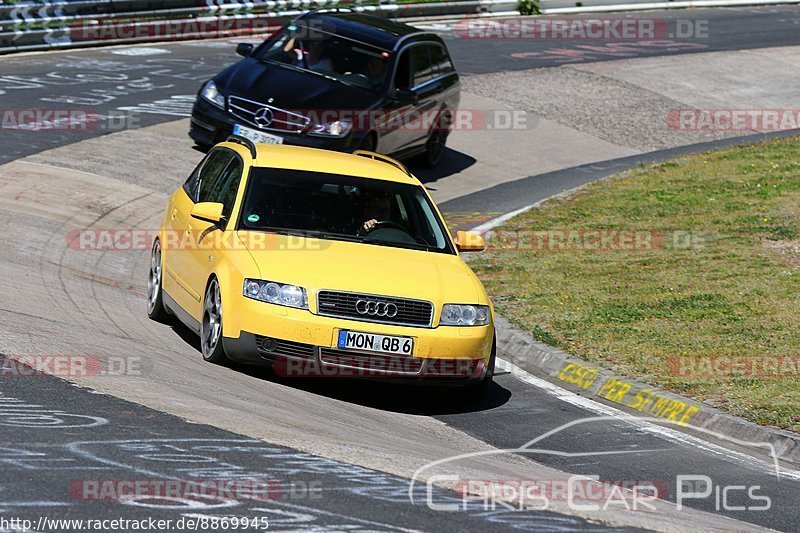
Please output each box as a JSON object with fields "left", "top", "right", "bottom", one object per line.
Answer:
{"left": 356, "top": 299, "right": 398, "bottom": 318}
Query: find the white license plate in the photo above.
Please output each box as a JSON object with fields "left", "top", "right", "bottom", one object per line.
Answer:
{"left": 233, "top": 124, "right": 283, "bottom": 145}
{"left": 337, "top": 330, "right": 414, "bottom": 356}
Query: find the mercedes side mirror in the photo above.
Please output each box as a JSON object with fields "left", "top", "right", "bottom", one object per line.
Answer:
{"left": 236, "top": 43, "right": 254, "bottom": 58}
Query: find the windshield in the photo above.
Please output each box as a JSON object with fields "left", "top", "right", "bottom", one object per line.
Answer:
{"left": 238, "top": 168, "right": 454, "bottom": 254}
{"left": 253, "top": 25, "right": 390, "bottom": 92}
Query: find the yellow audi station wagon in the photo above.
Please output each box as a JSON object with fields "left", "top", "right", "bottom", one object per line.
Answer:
{"left": 148, "top": 136, "right": 495, "bottom": 395}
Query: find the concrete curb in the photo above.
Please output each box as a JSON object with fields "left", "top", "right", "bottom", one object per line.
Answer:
{"left": 495, "top": 315, "right": 800, "bottom": 468}
{"left": 475, "top": 139, "right": 800, "bottom": 468}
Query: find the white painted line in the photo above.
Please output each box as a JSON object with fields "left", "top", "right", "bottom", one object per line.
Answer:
{"left": 495, "top": 358, "right": 800, "bottom": 482}
{"left": 110, "top": 47, "right": 171, "bottom": 56}
{"left": 470, "top": 183, "right": 592, "bottom": 235}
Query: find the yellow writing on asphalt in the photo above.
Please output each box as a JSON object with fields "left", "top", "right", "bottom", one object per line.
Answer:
{"left": 557, "top": 362, "right": 700, "bottom": 426}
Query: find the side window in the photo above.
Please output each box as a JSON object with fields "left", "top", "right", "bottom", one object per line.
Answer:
{"left": 394, "top": 50, "right": 411, "bottom": 89}
{"left": 182, "top": 160, "right": 205, "bottom": 201}
{"left": 183, "top": 150, "right": 230, "bottom": 203}
{"left": 209, "top": 158, "right": 244, "bottom": 220}
{"left": 411, "top": 46, "right": 435, "bottom": 87}
{"left": 429, "top": 44, "right": 454, "bottom": 76}
{"left": 197, "top": 151, "right": 233, "bottom": 203}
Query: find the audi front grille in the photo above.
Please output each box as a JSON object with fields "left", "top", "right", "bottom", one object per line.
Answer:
{"left": 316, "top": 291, "right": 433, "bottom": 327}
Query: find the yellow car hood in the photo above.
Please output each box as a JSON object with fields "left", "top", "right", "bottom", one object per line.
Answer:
{"left": 237, "top": 231, "right": 486, "bottom": 307}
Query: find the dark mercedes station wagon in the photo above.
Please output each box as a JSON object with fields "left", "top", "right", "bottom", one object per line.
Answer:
{"left": 189, "top": 9, "right": 460, "bottom": 166}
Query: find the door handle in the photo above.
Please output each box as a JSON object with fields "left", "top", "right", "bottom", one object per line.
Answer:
{"left": 171, "top": 208, "right": 178, "bottom": 221}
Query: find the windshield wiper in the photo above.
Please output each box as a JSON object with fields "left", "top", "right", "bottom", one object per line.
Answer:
{"left": 362, "top": 238, "right": 433, "bottom": 252}
{"left": 314, "top": 231, "right": 362, "bottom": 243}
{"left": 254, "top": 227, "right": 363, "bottom": 243}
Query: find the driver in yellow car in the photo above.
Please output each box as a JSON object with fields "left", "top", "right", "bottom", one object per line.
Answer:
{"left": 360, "top": 192, "right": 393, "bottom": 234}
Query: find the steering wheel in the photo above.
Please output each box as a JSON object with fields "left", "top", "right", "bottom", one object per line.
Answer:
{"left": 359, "top": 220, "right": 404, "bottom": 236}
{"left": 362, "top": 221, "right": 431, "bottom": 247}
{"left": 368, "top": 221, "right": 406, "bottom": 232}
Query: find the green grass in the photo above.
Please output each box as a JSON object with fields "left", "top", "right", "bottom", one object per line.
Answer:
{"left": 470, "top": 136, "right": 800, "bottom": 431}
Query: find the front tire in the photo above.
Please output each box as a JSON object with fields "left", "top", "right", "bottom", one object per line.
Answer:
{"left": 201, "top": 277, "right": 228, "bottom": 364}
{"left": 147, "top": 239, "right": 171, "bottom": 323}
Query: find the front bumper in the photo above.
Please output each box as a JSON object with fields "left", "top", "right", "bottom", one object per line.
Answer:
{"left": 222, "top": 298, "right": 494, "bottom": 384}
{"left": 189, "top": 99, "right": 364, "bottom": 152}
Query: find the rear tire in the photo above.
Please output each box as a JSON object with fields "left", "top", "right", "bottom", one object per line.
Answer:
{"left": 147, "top": 239, "right": 171, "bottom": 323}
{"left": 201, "top": 277, "right": 229, "bottom": 364}
{"left": 421, "top": 113, "right": 450, "bottom": 167}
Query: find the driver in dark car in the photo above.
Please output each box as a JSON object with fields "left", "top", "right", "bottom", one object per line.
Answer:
{"left": 359, "top": 192, "right": 393, "bottom": 235}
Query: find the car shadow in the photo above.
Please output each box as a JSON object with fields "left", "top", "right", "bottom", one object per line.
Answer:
{"left": 169, "top": 322, "right": 510, "bottom": 415}
{"left": 235, "top": 363, "right": 513, "bottom": 415}
{"left": 407, "top": 147, "right": 476, "bottom": 186}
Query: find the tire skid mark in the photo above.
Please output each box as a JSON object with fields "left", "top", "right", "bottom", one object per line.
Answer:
{"left": 49, "top": 190, "right": 155, "bottom": 338}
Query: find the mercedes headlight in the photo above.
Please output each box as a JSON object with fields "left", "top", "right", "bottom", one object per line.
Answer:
{"left": 243, "top": 279, "right": 308, "bottom": 309}
{"left": 440, "top": 304, "right": 490, "bottom": 326}
{"left": 201, "top": 80, "right": 225, "bottom": 109}
{"left": 310, "top": 120, "right": 351, "bottom": 137}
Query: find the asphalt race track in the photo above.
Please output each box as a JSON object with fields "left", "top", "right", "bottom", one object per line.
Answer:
{"left": 1, "top": 6, "right": 800, "bottom": 532}
{"left": 3, "top": 6, "right": 800, "bottom": 164}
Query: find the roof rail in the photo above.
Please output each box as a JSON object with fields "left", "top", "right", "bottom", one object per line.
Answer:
{"left": 226, "top": 135, "right": 257, "bottom": 159}
{"left": 353, "top": 150, "right": 411, "bottom": 177}
{"left": 292, "top": 6, "right": 358, "bottom": 22}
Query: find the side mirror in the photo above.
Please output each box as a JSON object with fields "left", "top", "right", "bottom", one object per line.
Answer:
{"left": 191, "top": 202, "right": 224, "bottom": 225}
{"left": 236, "top": 43, "right": 254, "bottom": 58}
{"left": 454, "top": 230, "right": 485, "bottom": 252}
{"left": 393, "top": 87, "right": 418, "bottom": 105}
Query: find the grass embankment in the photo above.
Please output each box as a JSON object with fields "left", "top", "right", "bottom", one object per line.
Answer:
{"left": 470, "top": 136, "right": 800, "bottom": 431}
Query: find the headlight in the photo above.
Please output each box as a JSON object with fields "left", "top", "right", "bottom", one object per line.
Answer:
{"left": 201, "top": 80, "right": 225, "bottom": 109}
{"left": 243, "top": 279, "right": 308, "bottom": 309}
{"left": 440, "top": 304, "right": 491, "bottom": 326}
{"left": 310, "top": 120, "right": 351, "bottom": 137}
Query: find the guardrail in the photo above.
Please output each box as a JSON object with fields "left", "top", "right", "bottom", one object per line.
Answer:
{"left": 2, "top": 0, "right": 799, "bottom": 54}
{"left": 0, "top": 0, "right": 512, "bottom": 53}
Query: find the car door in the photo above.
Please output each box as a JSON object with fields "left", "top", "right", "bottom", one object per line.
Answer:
{"left": 378, "top": 47, "right": 414, "bottom": 155}
{"left": 384, "top": 43, "right": 442, "bottom": 154}
{"left": 183, "top": 153, "right": 245, "bottom": 319}
{"left": 166, "top": 149, "right": 233, "bottom": 317}
{"left": 406, "top": 44, "right": 442, "bottom": 149}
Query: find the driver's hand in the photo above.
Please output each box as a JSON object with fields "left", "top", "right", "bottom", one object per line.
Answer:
{"left": 362, "top": 219, "right": 378, "bottom": 233}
